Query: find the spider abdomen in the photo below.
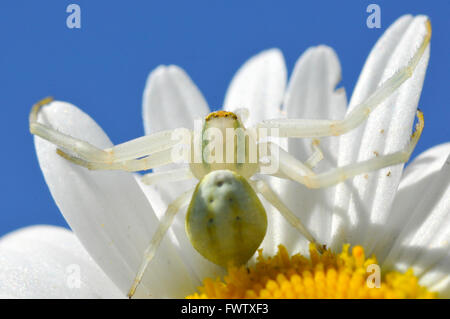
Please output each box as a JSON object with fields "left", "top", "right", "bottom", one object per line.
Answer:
{"left": 186, "top": 169, "right": 267, "bottom": 267}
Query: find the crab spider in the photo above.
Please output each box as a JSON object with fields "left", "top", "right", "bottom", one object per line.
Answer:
{"left": 29, "top": 21, "right": 430, "bottom": 298}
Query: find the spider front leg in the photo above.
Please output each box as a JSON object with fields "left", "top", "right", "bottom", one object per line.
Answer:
{"left": 30, "top": 97, "right": 188, "bottom": 170}
{"left": 128, "top": 188, "right": 194, "bottom": 298}
{"left": 265, "top": 110, "right": 424, "bottom": 189}
{"left": 56, "top": 147, "right": 176, "bottom": 172}
{"left": 140, "top": 167, "right": 195, "bottom": 185}
{"left": 258, "top": 20, "right": 430, "bottom": 138}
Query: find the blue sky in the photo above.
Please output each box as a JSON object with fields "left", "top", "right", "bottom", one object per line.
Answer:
{"left": 0, "top": 0, "right": 449, "bottom": 236}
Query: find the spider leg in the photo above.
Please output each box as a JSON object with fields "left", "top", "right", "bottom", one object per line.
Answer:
{"left": 56, "top": 148, "right": 176, "bottom": 172}
{"left": 305, "top": 139, "right": 323, "bottom": 169}
{"left": 30, "top": 97, "right": 189, "bottom": 165}
{"left": 140, "top": 167, "right": 195, "bottom": 185}
{"left": 259, "top": 141, "right": 315, "bottom": 177}
{"left": 250, "top": 178, "right": 322, "bottom": 252}
{"left": 127, "top": 188, "right": 193, "bottom": 298}
{"left": 258, "top": 20, "right": 431, "bottom": 138}
{"left": 268, "top": 110, "right": 424, "bottom": 189}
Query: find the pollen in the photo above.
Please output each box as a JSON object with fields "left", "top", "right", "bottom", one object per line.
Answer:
{"left": 186, "top": 244, "right": 437, "bottom": 299}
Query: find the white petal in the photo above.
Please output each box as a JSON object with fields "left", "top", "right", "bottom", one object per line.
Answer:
{"left": 224, "top": 49, "right": 287, "bottom": 126}
{"left": 255, "top": 176, "right": 297, "bottom": 256}
{"left": 284, "top": 45, "right": 347, "bottom": 121}
{"left": 34, "top": 101, "right": 197, "bottom": 298}
{"left": 382, "top": 150, "right": 450, "bottom": 297}
{"left": 373, "top": 143, "right": 450, "bottom": 261}
{"left": 142, "top": 65, "right": 207, "bottom": 205}
{"left": 0, "top": 226, "right": 123, "bottom": 298}
{"left": 331, "top": 15, "right": 431, "bottom": 251}
{"left": 279, "top": 46, "right": 347, "bottom": 252}
{"left": 396, "top": 143, "right": 450, "bottom": 193}
{"left": 143, "top": 65, "right": 209, "bottom": 134}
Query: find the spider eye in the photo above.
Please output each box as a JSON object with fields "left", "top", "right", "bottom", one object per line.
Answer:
{"left": 205, "top": 111, "right": 238, "bottom": 121}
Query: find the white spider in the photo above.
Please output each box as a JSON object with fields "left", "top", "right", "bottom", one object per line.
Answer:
{"left": 29, "top": 21, "right": 430, "bottom": 298}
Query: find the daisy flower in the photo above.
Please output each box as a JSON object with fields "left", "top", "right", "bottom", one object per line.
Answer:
{"left": 1, "top": 14, "right": 448, "bottom": 298}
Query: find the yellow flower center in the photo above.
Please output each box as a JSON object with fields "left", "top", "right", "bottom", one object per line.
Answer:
{"left": 186, "top": 244, "right": 437, "bottom": 299}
